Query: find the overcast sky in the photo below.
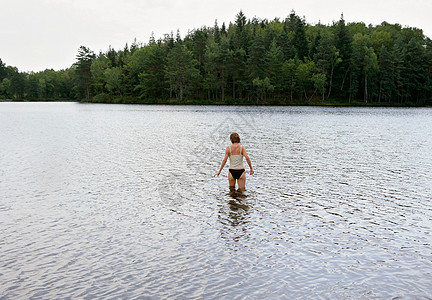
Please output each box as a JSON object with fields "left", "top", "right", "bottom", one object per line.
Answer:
{"left": 1, "top": 0, "right": 431, "bottom": 72}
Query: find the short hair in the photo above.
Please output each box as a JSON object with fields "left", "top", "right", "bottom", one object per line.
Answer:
{"left": 230, "top": 132, "right": 241, "bottom": 143}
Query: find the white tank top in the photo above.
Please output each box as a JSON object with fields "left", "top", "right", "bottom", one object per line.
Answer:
{"left": 229, "top": 145, "right": 245, "bottom": 169}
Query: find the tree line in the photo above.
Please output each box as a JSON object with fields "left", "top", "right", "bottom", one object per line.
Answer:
{"left": 1, "top": 11, "right": 431, "bottom": 105}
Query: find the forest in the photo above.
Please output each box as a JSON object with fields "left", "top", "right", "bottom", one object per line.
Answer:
{"left": 1, "top": 11, "right": 431, "bottom": 105}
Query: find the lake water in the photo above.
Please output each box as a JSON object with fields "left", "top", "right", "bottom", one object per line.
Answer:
{"left": 1, "top": 102, "right": 432, "bottom": 299}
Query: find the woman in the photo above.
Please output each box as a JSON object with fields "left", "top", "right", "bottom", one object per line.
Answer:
{"left": 215, "top": 133, "right": 254, "bottom": 190}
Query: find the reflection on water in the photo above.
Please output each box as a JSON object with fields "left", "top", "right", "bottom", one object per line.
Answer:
{"left": 218, "top": 188, "right": 252, "bottom": 249}
{"left": 1, "top": 103, "right": 432, "bottom": 299}
{"left": 226, "top": 189, "right": 250, "bottom": 228}
{"left": 228, "top": 186, "right": 248, "bottom": 201}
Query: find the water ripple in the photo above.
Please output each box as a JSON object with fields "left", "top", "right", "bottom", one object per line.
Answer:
{"left": 1, "top": 103, "right": 432, "bottom": 298}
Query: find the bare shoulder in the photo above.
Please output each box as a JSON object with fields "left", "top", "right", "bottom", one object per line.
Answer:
{"left": 242, "top": 145, "right": 249, "bottom": 156}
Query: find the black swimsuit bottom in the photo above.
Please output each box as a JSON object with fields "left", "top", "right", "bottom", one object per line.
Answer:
{"left": 229, "top": 169, "right": 245, "bottom": 180}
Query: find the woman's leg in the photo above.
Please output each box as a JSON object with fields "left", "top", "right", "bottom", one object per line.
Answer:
{"left": 237, "top": 171, "right": 246, "bottom": 190}
{"left": 228, "top": 171, "right": 236, "bottom": 187}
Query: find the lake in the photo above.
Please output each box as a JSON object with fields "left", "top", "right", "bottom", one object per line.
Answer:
{"left": 1, "top": 102, "right": 431, "bottom": 299}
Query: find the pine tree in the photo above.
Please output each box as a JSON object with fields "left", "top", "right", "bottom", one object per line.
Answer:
{"left": 248, "top": 32, "right": 266, "bottom": 81}
{"left": 293, "top": 17, "right": 309, "bottom": 61}
{"left": 333, "top": 15, "right": 353, "bottom": 100}
{"left": 214, "top": 20, "right": 221, "bottom": 44}
{"left": 0, "top": 58, "right": 6, "bottom": 82}
{"left": 424, "top": 38, "right": 432, "bottom": 104}
{"left": 314, "top": 29, "right": 341, "bottom": 98}
{"left": 404, "top": 38, "right": 427, "bottom": 103}
{"left": 107, "top": 46, "right": 117, "bottom": 67}
{"left": 378, "top": 45, "right": 395, "bottom": 103}
{"left": 140, "top": 44, "right": 168, "bottom": 99}
{"left": 265, "top": 39, "right": 284, "bottom": 95}
{"left": 104, "top": 67, "right": 123, "bottom": 95}
{"left": 91, "top": 54, "right": 110, "bottom": 95}
{"left": 392, "top": 37, "right": 407, "bottom": 103}
{"left": 282, "top": 59, "right": 299, "bottom": 102}
{"left": 74, "top": 46, "right": 95, "bottom": 99}
{"left": 363, "top": 46, "right": 379, "bottom": 103}
{"left": 234, "top": 10, "right": 248, "bottom": 51}
{"left": 191, "top": 29, "right": 208, "bottom": 74}
{"left": 229, "top": 47, "right": 247, "bottom": 99}
{"left": 166, "top": 43, "right": 200, "bottom": 101}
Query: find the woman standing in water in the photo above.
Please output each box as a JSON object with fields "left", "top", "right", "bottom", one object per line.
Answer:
{"left": 215, "top": 133, "right": 254, "bottom": 190}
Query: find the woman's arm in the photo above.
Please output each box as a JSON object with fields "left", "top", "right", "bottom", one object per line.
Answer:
{"left": 214, "top": 147, "right": 229, "bottom": 176}
{"left": 242, "top": 146, "right": 254, "bottom": 175}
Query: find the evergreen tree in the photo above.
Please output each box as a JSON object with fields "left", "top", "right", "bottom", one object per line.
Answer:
{"left": 333, "top": 15, "right": 353, "bottom": 100}
{"left": 2, "top": 12, "right": 431, "bottom": 105}
{"left": 8, "top": 67, "right": 26, "bottom": 99}
{"left": 424, "top": 38, "right": 432, "bottom": 103}
{"left": 205, "top": 38, "right": 231, "bottom": 101}
{"left": 75, "top": 46, "right": 95, "bottom": 99}
{"left": 0, "top": 78, "right": 11, "bottom": 98}
{"left": 229, "top": 48, "right": 247, "bottom": 99}
{"left": 57, "top": 69, "right": 75, "bottom": 99}
{"left": 378, "top": 45, "right": 395, "bottom": 103}
{"left": 282, "top": 59, "right": 299, "bottom": 102}
{"left": 166, "top": 43, "right": 200, "bottom": 101}
{"left": 248, "top": 32, "right": 266, "bottom": 81}
{"left": 0, "top": 59, "right": 8, "bottom": 97}
{"left": 107, "top": 46, "right": 117, "bottom": 67}
{"left": 277, "top": 29, "right": 296, "bottom": 60}
{"left": 214, "top": 20, "right": 221, "bottom": 44}
{"left": 309, "top": 30, "right": 321, "bottom": 59}
{"left": 234, "top": 10, "right": 248, "bottom": 51}
{"left": 292, "top": 16, "right": 309, "bottom": 61}
{"left": 26, "top": 74, "right": 39, "bottom": 99}
{"left": 0, "top": 58, "right": 6, "bottom": 82}
{"left": 91, "top": 54, "right": 110, "bottom": 95}
{"left": 314, "top": 29, "right": 341, "bottom": 98}
{"left": 125, "top": 47, "right": 151, "bottom": 97}
{"left": 392, "top": 37, "right": 407, "bottom": 103}
{"left": 284, "top": 12, "right": 309, "bottom": 60}
{"left": 221, "top": 22, "right": 227, "bottom": 36}
{"left": 137, "top": 44, "right": 168, "bottom": 99}
{"left": 191, "top": 29, "right": 208, "bottom": 74}
{"left": 265, "top": 39, "right": 284, "bottom": 96}
{"left": 404, "top": 37, "right": 427, "bottom": 103}
{"left": 104, "top": 67, "right": 123, "bottom": 95}
{"left": 284, "top": 11, "right": 299, "bottom": 32}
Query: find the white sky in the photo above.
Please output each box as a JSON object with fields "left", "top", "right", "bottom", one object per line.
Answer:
{"left": 1, "top": 0, "right": 431, "bottom": 72}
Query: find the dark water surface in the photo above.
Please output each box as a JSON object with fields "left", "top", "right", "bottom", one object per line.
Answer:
{"left": 1, "top": 102, "right": 432, "bottom": 299}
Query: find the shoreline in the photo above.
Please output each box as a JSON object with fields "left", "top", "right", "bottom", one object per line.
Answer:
{"left": 3, "top": 98, "right": 431, "bottom": 107}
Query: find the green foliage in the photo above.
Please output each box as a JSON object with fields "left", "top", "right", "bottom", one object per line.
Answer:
{"left": 252, "top": 77, "right": 274, "bottom": 102}
{"left": 312, "top": 73, "right": 328, "bottom": 100}
{"left": 104, "top": 67, "right": 123, "bottom": 95}
{"left": 265, "top": 39, "right": 284, "bottom": 94}
{"left": 296, "top": 60, "right": 316, "bottom": 100}
{"left": 166, "top": 43, "right": 201, "bottom": 101}
{"left": 0, "top": 78, "right": 11, "bottom": 98}
{"left": 0, "top": 59, "right": 7, "bottom": 82}
{"left": 91, "top": 54, "right": 110, "bottom": 95}
{"left": 282, "top": 58, "right": 299, "bottom": 102}
{"left": 314, "top": 28, "right": 341, "bottom": 98}
{"left": 75, "top": 46, "right": 95, "bottom": 99}
{"left": 248, "top": 32, "right": 266, "bottom": 80}
{"left": 1, "top": 11, "right": 431, "bottom": 105}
